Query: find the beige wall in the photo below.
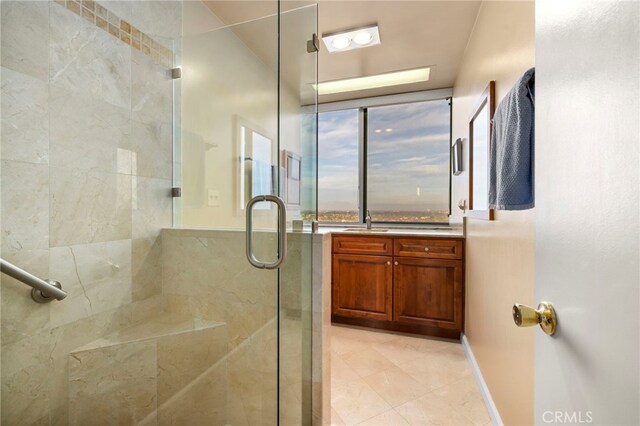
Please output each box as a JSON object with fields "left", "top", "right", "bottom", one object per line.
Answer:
{"left": 451, "top": 2, "right": 535, "bottom": 425}
{"left": 180, "top": 5, "right": 278, "bottom": 228}
{"left": 180, "top": 1, "right": 309, "bottom": 229}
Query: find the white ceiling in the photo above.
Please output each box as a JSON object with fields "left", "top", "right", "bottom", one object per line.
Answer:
{"left": 203, "top": 1, "right": 482, "bottom": 103}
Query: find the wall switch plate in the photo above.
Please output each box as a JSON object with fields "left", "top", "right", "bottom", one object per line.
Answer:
{"left": 207, "top": 189, "right": 220, "bottom": 207}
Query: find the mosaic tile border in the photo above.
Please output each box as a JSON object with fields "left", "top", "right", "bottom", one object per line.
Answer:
{"left": 54, "top": 0, "right": 175, "bottom": 68}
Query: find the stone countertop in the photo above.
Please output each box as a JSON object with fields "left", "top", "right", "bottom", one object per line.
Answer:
{"left": 317, "top": 225, "right": 465, "bottom": 238}
{"left": 164, "top": 226, "right": 465, "bottom": 238}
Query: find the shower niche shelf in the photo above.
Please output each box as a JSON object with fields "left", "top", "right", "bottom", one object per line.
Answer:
{"left": 68, "top": 315, "right": 228, "bottom": 425}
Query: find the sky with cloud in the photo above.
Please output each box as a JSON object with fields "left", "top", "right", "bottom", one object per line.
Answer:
{"left": 318, "top": 99, "right": 450, "bottom": 212}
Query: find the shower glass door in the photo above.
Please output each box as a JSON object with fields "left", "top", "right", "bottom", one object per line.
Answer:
{"left": 279, "top": 6, "right": 319, "bottom": 425}
{"left": 0, "top": 0, "right": 315, "bottom": 424}
{"left": 175, "top": 1, "right": 318, "bottom": 425}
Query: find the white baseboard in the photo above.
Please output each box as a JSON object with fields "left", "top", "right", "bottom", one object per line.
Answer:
{"left": 461, "top": 333, "right": 504, "bottom": 426}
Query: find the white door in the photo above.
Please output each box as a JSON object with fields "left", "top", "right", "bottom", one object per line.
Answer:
{"left": 535, "top": 1, "right": 639, "bottom": 424}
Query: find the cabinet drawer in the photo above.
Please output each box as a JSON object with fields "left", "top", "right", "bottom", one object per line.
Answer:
{"left": 394, "top": 238, "right": 463, "bottom": 260}
{"left": 333, "top": 236, "right": 393, "bottom": 256}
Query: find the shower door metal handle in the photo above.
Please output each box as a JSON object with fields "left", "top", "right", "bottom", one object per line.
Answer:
{"left": 246, "top": 195, "right": 287, "bottom": 269}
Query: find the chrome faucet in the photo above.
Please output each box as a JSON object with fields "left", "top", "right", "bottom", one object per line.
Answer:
{"left": 365, "top": 210, "right": 372, "bottom": 230}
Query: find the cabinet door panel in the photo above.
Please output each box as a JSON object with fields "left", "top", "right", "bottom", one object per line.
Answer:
{"left": 394, "top": 258, "right": 463, "bottom": 330}
{"left": 332, "top": 254, "right": 393, "bottom": 321}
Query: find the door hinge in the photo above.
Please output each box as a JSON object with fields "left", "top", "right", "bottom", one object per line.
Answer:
{"left": 171, "top": 187, "right": 182, "bottom": 197}
{"left": 307, "top": 33, "right": 319, "bottom": 53}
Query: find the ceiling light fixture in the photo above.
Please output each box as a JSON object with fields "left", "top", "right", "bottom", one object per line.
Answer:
{"left": 322, "top": 24, "right": 381, "bottom": 53}
{"left": 315, "top": 67, "right": 431, "bottom": 96}
{"left": 353, "top": 32, "right": 373, "bottom": 46}
{"left": 331, "top": 36, "right": 351, "bottom": 50}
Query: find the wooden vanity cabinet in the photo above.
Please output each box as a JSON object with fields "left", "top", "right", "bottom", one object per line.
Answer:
{"left": 332, "top": 234, "right": 465, "bottom": 339}
{"left": 332, "top": 254, "right": 393, "bottom": 321}
{"left": 331, "top": 236, "right": 394, "bottom": 321}
{"left": 394, "top": 257, "right": 463, "bottom": 330}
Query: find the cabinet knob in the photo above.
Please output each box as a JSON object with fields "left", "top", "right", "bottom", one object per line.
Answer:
{"left": 394, "top": 261, "right": 398, "bottom": 266}
{"left": 387, "top": 261, "right": 391, "bottom": 265}
{"left": 424, "top": 247, "right": 430, "bottom": 252}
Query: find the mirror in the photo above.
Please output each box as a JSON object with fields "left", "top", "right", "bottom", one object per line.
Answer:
{"left": 282, "top": 150, "right": 302, "bottom": 206}
{"left": 236, "top": 116, "right": 276, "bottom": 211}
{"left": 468, "top": 81, "right": 495, "bottom": 220}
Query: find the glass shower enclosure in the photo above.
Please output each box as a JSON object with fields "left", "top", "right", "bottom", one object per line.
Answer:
{"left": 173, "top": 1, "right": 319, "bottom": 424}
{"left": 0, "top": 0, "right": 318, "bottom": 424}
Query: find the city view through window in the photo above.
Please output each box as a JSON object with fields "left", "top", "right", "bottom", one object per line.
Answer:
{"left": 317, "top": 109, "right": 360, "bottom": 222}
{"left": 315, "top": 99, "right": 451, "bottom": 224}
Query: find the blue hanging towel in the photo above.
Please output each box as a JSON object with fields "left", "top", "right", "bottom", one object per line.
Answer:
{"left": 489, "top": 67, "right": 535, "bottom": 210}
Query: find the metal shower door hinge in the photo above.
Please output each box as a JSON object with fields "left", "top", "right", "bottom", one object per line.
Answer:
{"left": 171, "top": 187, "right": 182, "bottom": 197}
{"left": 170, "top": 67, "right": 182, "bottom": 79}
{"left": 307, "top": 34, "right": 319, "bottom": 53}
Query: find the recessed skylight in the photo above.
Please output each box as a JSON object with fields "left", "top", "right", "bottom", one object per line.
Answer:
{"left": 322, "top": 25, "right": 381, "bottom": 53}
{"left": 315, "top": 67, "right": 431, "bottom": 96}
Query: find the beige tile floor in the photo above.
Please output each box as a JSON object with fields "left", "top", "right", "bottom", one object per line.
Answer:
{"left": 330, "top": 324, "right": 491, "bottom": 426}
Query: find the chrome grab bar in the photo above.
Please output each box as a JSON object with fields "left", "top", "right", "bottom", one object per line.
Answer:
{"left": 246, "top": 195, "right": 287, "bottom": 270}
{"left": 0, "top": 258, "right": 67, "bottom": 303}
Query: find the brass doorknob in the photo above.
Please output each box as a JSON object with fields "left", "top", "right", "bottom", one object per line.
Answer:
{"left": 512, "top": 302, "right": 557, "bottom": 336}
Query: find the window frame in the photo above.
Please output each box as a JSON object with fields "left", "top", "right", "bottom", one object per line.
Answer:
{"left": 314, "top": 89, "right": 453, "bottom": 226}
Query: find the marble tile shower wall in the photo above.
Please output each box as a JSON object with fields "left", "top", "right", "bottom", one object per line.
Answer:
{"left": 53, "top": 0, "right": 176, "bottom": 68}
{"left": 0, "top": 0, "right": 180, "bottom": 423}
{"left": 161, "top": 229, "right": 280, "bottom": 425}
{"left": 160, "top": 229, "right": 319, "bottom": 425}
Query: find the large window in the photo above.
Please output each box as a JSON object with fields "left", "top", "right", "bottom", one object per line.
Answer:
{"left": 318, "top": 109, "right": 360, "bottom": 222}
{"left": 366, "top": 100, "right": 451, "bottom": 223}
{"left": 318, "top": 97, "right": 451, "bottom": 224}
